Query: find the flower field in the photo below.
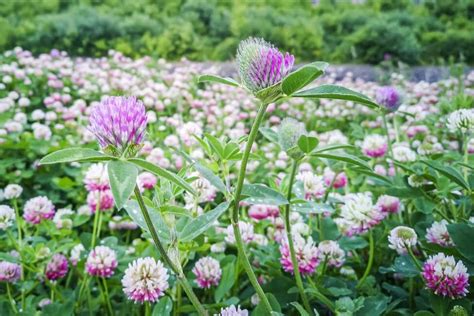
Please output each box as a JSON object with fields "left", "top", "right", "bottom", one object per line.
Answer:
{"left": 0, "top": 40, "right": 473, "bottom": 316}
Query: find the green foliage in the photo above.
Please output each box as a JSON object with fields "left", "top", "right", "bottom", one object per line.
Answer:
{"left": 1, "top": 0, "right": 472, "bottom": 64}
{"left": 337, "top": 19, "right": 422, "bottom": 64}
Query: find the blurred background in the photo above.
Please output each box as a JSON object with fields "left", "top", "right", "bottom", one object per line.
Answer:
{"left": 0, "top": 0, "right": 473, "bottom": 65}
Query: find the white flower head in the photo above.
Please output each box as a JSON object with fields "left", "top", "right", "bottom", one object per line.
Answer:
{"left": 0, "top": 205, "right": 15, "bottom": 230}
{"left": 446, "top": 109, "right": 474, "bottom": 133}
{"left": 225, "top": 221, "right": 254, "bottom": 244}
{"left": 388, "top": 226, "right": 418, "bottom": 254}
{"left": 3, "top": 184, "right": 23, "bottom": 200}
{"left": 122, "top": 257, "right": 169, "bottom": 303}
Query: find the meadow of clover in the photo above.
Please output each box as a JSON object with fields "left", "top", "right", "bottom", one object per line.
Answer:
{"left": 1, "top": 5, "right": 474, "bottom": 316}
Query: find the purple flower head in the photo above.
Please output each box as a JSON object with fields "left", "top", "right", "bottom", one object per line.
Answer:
{"left": 376, "top": 86, "right": 402, "bottom": 112}
{"left": 45, "top": 254, "right": 69, "bottom": 281}
{"left": 280, "top": 234, "right": 319, "bottom": 276}
{"left": 422, "top": 253, "right": 469, "bottom": 299}
{"left": 0, "top": 261, "right": 22, "bottom": 283}
{"left": 23, "top": 196, "right": 55, "bottom": 225}
{"left": 88, "top": 96, "right": 147, "bottom": 154}
{"left": 192, "top": 256, "right": 222, "bottom": 289}
{"left": 122, "top": 257, "right": 169, "bottom": 303}
{"left": 237, "top": 37, "right": 294, "bottom": 93}
{"left": 86, "top": 246, "right": 118, "bottom": 278}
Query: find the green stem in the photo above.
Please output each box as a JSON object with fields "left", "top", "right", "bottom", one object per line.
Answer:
{"left": 230, "top": 102, "right": 273, "bottom": 314}
{"left": 145, "top": 302, "right": 151, "bottom": 316}
{"left": 96, "top": 210, "right": 103, "bottom": 241}
{"left": 50, "top": 283, "right": 55, "bottom": 302}
{"left": 317, "top": 257, "right": 328, "bottom": 284}
{"left": 12, "top": 199, "right": 25, "bottom": 309}
{"left": 133, "top": 187, "right": 207, "bottom": 316}
{"left": 357, "top": 230, "right": 374, "bottom": 289}
{"left": 284, "top": 160, "right": 313, "bottom": 315}
{"left": 101, "top": 278, "right": 114, "bottom": 316}
{"left": 407, "top": 246, "right": 423, "bottom": 271}
{"left": 175, "top": 285, "right": 181, "bottom": 316}
{"left": 307, "top": 278, "right": 336, "bottom": 312}
{"left": 6, "top": 283, "right": 17, "bottom": 313}
{"left": 77, "top": 277, "right": 89, "bottom": 308}
{"left": 382, "top": 114, "right": 394, "bottom": 158}
{"left": 392, "top": 114, "right": 400, "bottom": 143}
{"left": 91, "top": 191, "right": 101, "bottom": 248}
{"left": 463, "top": 132, "right": 470, "bottom": 180}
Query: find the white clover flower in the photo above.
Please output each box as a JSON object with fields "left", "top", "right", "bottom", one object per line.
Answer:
{"left": 280, "top": 234, "right": 320, "bottom": 275}
{"left": 361, "top": 134, "right": 388, "bottom": 158}
{"left": 70, "top": 244, "right": 85, "bottom": 266}
{"left": 192, "top": 257, "right": 222, "bottom": 288}
{"left": 210, "top": 242, "right": 226, "bottom": 253}
{"left": 32, "top": 123, "right": 52, "bottom": 141}
{"left": 318, "top": 240, "right": 345, "bottom": 267}
{"left": 31, "top": 109, "right": 46, "bottom": 121}
{"left": 86, "top": 246, "right": 118, "bottom": 278}
{"left": 253, "top": 233, "right": 269, "bottom": 246}
{"left": 446, "top": 109, "right": 474, "bottom": 133}
{"left": 334, "top": 193, "right": 385, "bottom": 236}
{"left": 83, "top": 163, "right": 110, "bottom": 192}
{"left": 122, "top": 257, "right": 169, "bottom": 303}
{"left": 216, "top": 305, "right": 249, "bottom": 316}
{"left": 422, "top": 253, "right": 469, "bottom": 298}
{"left": 0, "top": 205, "right": 15, "bottom": 230}
{"left": 426, "top": 220, "right": 454, "bottom": 247}
{"left": 297, "top": 171, "right": 326, "bottom": 200}
{"left": 53, "top": 208, "right": 74, "bottom": 229}
{"left": 388, "top": 226, "right": 418, "bottom": 254}
{"left": 3, "top": 184, "right": 23, "bottom": 199}
{"left": 393, "top": 143, "right": 417, "bottom": 162}
{"left": 225, "top": 221, "right": 254, "bottom": 244}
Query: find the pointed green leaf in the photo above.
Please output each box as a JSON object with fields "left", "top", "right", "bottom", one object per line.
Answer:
{"left": 291, "top": 200, "right": 333, "bottom": 214}
{"left": 214, "top": 261, "right": 236, "bottom": 302}
{"left": 293, "top": 84, "right": 379, "bottom": 109}
{"left": 353, "top": 168, "right": 392, "bottom": 185}
{"left": 179, "top": 202, "right": 230, "bottom": 242}
{"left": 312, "top": 144, "right": 355, "bottom": 153}
{"left": 282, "top": 62, "right": 328, "bottom": 96}
{"left": 242, "top": 184, "right": 288, "bottom": 206}
{"left": 290, "top": 302, "right": 310, "bottom": 316}
{"left": 107, "top": 160, "right": 138, "bottom": 209}
{"left": 177, "top": 151, "right": 227, "bottom": 193}
{"left": 152, "top": 296, "right": 172, "bottom": 316}
{"left": 420, "top": 160, "right": 470, "bottom": 191}
{"left": 198, "top": 74, "right": 240, "bottom": 87}
{"left": 128, "top": 158, "right": 196, "bottom": 195}
{"left": 40, "top": 147, "right": 112, "bottom": 165}
{"left": 223, "top": 142, "right": 241, "bottom": 160}
{"left": 311, "top": 152, "right": 370, "bottom": 170}
{"left": 124, "top": 200, "right": 171, "bottom": 243}
{"left": 447, "top": 224, "right": 474, "bottom": 262}
{"left": 205, "top": 133, "right": 225, "bottom": 160}
{"left": 259, "top": 127, "right": 280, "bottom": 145}
{"left": 297, "top": 135, "right": 319, "bottom": 153}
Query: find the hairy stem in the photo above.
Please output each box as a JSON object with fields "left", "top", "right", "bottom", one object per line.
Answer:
{"left": 91, "top": 191, "right": 101, "bottom": 248}
{"left": 382, "top": 114, "right": 394, "bottom": 158}
{"left": 133, "top": 187, "right": 207, "bottom": 316}
{"left": 284, "top": 160, "right": 313, "bottom": 315}
{"left": 230, "top": 102, "right": 273, "bottom": 314}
